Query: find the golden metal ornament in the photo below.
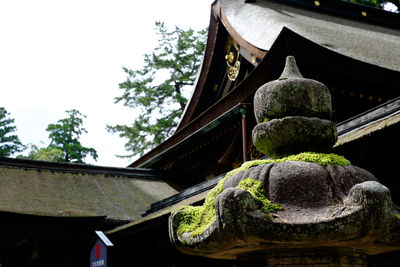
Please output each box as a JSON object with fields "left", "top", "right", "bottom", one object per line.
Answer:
{"left": 252, "top": 55, "right": 257, "bottom": 64}
{"left": 226, "top": 60, "right": 240, "bottom": 81}
{"left": 225, "top": 36, "right": 239, "bottom": 55}
{"left": 227, "top": 52, "right": 235, "bottom": 64}
{"left": 225, "top": 36, "right": 241, "bottom": 81}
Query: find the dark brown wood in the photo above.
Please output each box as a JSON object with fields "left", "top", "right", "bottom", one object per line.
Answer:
{"left": 175, "top": 4, "right": 220, "bottom": 131}
{"left": 218, "top": 129, "right": 241, "bottom": 166}
{"left": 177, "top": 0, "right": 267, "bottom": 131}
{"left": 242, "top": 113, "right": 248, "bottom": 162}
{"left": 336, "top": 96, "right": 400, "bottom": 135}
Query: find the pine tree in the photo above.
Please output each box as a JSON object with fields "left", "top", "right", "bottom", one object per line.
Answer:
{"left": 107, "top": 22, "right": 207, "bottom": 157}
{"left": 46, "top": 109, "right": 98, "bottom": 163}
{"left": 0, "top": 107, "right": 23, "bottom": 157}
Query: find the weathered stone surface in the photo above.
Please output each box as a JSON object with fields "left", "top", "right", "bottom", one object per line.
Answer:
{"left": 269, "top": 161, "right": 333, "bottom": 208}
{"left": 278, "top": 55, "right": 304, "bottom": 80}
{"left": 268, "top": 163, "right": 380, "bottom": 208}
{"left": 223, "top": 163, "right": 273, "bottom": 191}
{"left": 254, "top": 78, "right": 332, "bottom": 122}
{"left": 252, "top": 56, "right": 336, "bottom": 159}
{"left": 253, "top": 56, "right": 332, "bottom": 123}
{"left": 345, "top": 181, "right": 393, "bottom": 236}
{"left": 252, "top": 116, "right": 337, "bottom": 157}
{"left": 169, "top": 161, "right": 400, "bottom": 260}
{"left": 325, "top": 165, "right": 378, "bottom": 199}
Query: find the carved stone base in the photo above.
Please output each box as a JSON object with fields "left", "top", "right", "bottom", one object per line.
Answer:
{"left": 237, "top": 249, "right": 367, "bottom": 267}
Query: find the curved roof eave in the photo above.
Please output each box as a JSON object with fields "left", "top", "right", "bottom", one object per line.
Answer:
{"left": 176, "top": 0, "right": 267, "bottom": 132}
{"left": 175, "top": 1, "right": 222, "bottom": 132}
{"left": 220, "top": 0, "right": 400, "bottom": 72}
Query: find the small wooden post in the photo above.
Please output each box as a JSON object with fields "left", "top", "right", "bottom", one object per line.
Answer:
{"left": 240, "top": 107, "right": 248, "bottom": 162}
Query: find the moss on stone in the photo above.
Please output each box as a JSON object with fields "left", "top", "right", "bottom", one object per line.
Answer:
{"left": 256, "top": 117, "right": 270, "bottom": 124}
{"left": 175, "top": 152, "right": 350, "bottom": 236}
{"left": 227, "top": 152, "right": 350, "bottom": 178}
{"left": 237, "top": 178, "right": 282, "bottom": 214}
{"left": 176, "top": 175, "right": 230, "bottom": 236}
{"left": 283, "top": 152, "right": 350, "bottom": 166}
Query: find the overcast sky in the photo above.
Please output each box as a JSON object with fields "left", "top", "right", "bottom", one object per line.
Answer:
{"left": 0, "top": 0, "right": 214, "bottom": 167}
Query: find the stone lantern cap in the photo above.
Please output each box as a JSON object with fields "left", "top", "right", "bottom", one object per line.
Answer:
{"left": 168, "top": 57, "right": 400, "bottom": 261}
{"left": 253, "top": 56, "right": 337, "bottom": 158}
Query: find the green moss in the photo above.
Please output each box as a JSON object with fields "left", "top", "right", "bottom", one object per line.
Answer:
{"left": 395, "top": 214, "right": 400, "bottom": 220}
{"left": 176, "top": 175, "right": 230, "bottom": 236}
{"left": 282, "top": 152, "right": 350, "bottom": 166}
{"left": 237, "top": 178, "right": 282, "bottom": 214}
{"left": 226, "top": 152, "right": 349, "bottom": 179}
{"left": 257, "top": 117, "right": 270, "bottom": 124}
{"left": 234, "top": 152, "right": 349, "bottom": 175}
{"left": 175, "top": 152, "right": 350, "bottom": 236}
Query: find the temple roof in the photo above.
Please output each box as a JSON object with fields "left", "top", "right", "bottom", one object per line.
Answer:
{"left": 219, "top": 0, "right": 400, "bottom": 72}
{"left": 0, "top": 158, "right": 177, "bottom": 221}
{"left": 129, "top": 0, "right": 400, "bottom": 190}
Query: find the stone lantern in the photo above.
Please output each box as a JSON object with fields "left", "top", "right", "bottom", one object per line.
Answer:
{"left": 169, "top": 56, "right": 400, "bottom": 266}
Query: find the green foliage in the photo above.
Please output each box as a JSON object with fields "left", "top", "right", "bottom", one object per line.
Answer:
{"left": 107, "top": 21, "right": 207, "bottom": 157}
{"left": 0, "top": 107, "right": 23, "bottom": 157}
{"left": 175, "top": 152, "right": 350, "bottom": 236}
{"left": 17, "top": 144, "right": 64, "bottom": 162}
{"left": 46, "top": 109, "right": 98, "bottom": 163}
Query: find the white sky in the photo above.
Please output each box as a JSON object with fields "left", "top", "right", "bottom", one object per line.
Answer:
{"left": 0, "top": 0, "right": 214, "bottom": 167}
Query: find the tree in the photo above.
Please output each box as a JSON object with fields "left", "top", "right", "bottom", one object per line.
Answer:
{"left": 107, "top": 22, "right": 207, "bottom": 157}
{"left": 46, "top": 109, "right": 98, "bottom": 163}
{"left": 17, "top": 143, "right": 64, "bottom": 162}
{"left": 0, "top": 107, "right": 23, "bottom": 157}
